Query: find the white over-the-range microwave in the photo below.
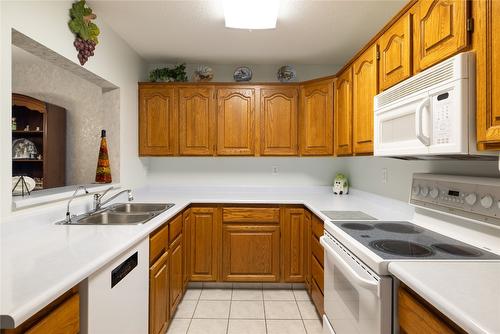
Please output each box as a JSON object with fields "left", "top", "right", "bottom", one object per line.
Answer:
{"left": 374, "top": 51, "right": 496, "bottom": 160}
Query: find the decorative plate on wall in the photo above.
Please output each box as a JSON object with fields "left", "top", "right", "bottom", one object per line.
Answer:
{"left": 233, "top": 66, "right": 252, "bottom": 82}
{"left": 277, "top": 65, "right": 297, "bottom": 82}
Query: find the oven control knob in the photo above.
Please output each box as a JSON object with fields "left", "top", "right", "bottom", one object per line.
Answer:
{"left": 420, "top": 187, "right": 429, "bottom": 197}
{"left": 480, "top": 195, "right": 493, "bottom": 209}
{"left": 465, "top": 193, "right": 477, "bottom": 206}
{"left": 412, "top": 185, "right": 420, "bottom": 196}
{"left": 430, "top": 188, "right": 439, "bottom": 199}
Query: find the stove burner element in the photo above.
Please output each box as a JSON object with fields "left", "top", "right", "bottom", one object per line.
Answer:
{"left": 370, "top": 240, "right": 434, "bottom": 257}
{"left": 341, "top": 223, "right": 374, "bottom": 231}
{"left": 375, "top": 222, "right": 423, "bottom": 234}
{"left": 432, "top": 243, "right": 483, "bottom": 257}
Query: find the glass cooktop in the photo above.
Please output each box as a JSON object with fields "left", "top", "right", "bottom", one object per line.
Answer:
{"left": 333, "top": 220, "right": 500, "bottom": 260}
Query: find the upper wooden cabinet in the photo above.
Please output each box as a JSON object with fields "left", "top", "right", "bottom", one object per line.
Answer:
{"left": 190, "top": 207, "right": 220, "bottom": 281}
{"left": 413, "top": 0, "right": 469, "bottom": 73}
{"left": 352, "top": 44, "right": 378, "bottom": 155}
{"left": 299, "top": 80, "right": 334, "bottom": 155}
{"left": 178, "top": 86, "right": 216, "bottom": 156}
{"left": 139, "top": 85, "right": 178, "bottom": 156}
{"left": 334, "top": 68, "right": 353, "bottom": 156}
{"left": 216, "top": 88, "right": 255, "bottom": 156}
{"left": 260, "top": 87, "right": 299, "bottom": 156}
{"left": 475, "top": 0, "right": 500, "bottom": 149}
{"left": 378, "top": 13, "right": 412, "bottom": 91}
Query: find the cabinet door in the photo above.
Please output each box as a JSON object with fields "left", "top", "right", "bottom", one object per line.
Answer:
{"left": 190, "top": 207, "right": 219, "bottom": 281}
{"left": 260, "top": 87, "right": 299, "bottom": 155}
{"left": 334, "top": 69, "right": 353, "bottom": 156}
{"left": 216, "top": 88, "right": 255, "bottom": 155}
{"left": 476, "top": 0, "right": 500, "bottom": 149}
{"left": 304, "top": 211, "right": 312, "bottom": 292}
{"left": 178, "top": 87, "right": 215, "bottom": 155}
{"left": 139, "top": 85, "right": 177, "bottom": 156}
{"left": 222, "top": 224, "right": 280, "bottom": 282}
{"left": 378, "top": 13, "right": 412, "bottom": 91}
{"left": 413, "top": 0, "right": 468, "bottom": 72}
{"left": 299, "top": 80, "right": 334, "bottom": 155}
{"left": 282, "top": 208, "right": 305, "bottom": 282}
{"left": 25, "top": 294, "right": 79, "bottom": 334}
{"left": 170, "top": 236, "right": 183, "bottom": 314}
{"left": 149, "top": 251, "right": 169, "bottom": 334}
{"left": 353, "top": 45, "right": 378, "bottom": 155}
{"left": 182, "top": 209, "right": 191, "bottom": 289}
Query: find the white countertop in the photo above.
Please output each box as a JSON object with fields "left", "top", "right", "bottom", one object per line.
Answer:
{"left": 0, "top": 186, "right": 412, "bottom": 328}
{"left": 389, "top": 261, "right": 500, "bottom": 334}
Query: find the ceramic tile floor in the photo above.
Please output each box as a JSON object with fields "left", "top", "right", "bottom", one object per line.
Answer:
{"left": 167, "top": 284, "right": 323, "bottom": 334}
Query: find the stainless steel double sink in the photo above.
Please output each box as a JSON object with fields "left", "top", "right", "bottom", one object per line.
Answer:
{"left": 61, "top": 203, "right": 175, "bottom": 225}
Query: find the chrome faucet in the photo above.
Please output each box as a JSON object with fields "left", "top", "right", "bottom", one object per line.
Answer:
{"left": 93, "top": 187, "right": 133, "bottom": 211}
{"left": 65, "top": 185, "right": 90, "bottom": 223}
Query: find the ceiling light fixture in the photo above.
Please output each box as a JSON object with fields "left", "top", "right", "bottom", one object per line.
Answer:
{"left": 223, "top": 0, "right": 280, "bottom": 30}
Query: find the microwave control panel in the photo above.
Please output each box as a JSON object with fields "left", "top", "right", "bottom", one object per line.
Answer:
{"left": 432, "top": 91, "right": 453, "bottom": 145}
{"left": 410, "top": 173, "right": 500, "bottom": 226}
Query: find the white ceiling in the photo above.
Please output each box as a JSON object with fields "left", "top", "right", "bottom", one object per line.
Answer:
{"left": 90, "top": 0, "right": 406, "bottom": 65}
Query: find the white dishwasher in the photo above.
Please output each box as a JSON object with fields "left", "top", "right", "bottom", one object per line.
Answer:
{"left": 80, "top": 237, "right": 149, "bottom": 334}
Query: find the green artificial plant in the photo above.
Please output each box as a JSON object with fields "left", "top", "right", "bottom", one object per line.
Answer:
{"left": 149, "top": 64, "right": 188, "bottom": 82}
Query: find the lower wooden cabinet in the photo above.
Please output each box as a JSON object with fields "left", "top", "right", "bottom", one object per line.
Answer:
{"left": 398, "top": 286, "right": 465, "bottom": 334}
{"left": 169, "top": 236, "right": 183, "bottom": 314}
{"left": 303, "top": 210, "right": 312, "bottom": 292}
{"left": 222, "top": 224, "right": 280, "bottom": 281}
{"left": 282, "top": 208, "right": 306, "bottom": 282}
{"left": 24, "top": 294, "right": 79, "bottom": 334}
{"left": 190, "top": 207, "right": 220, "bottom": 281}
{"left": 149, "top": 251, "right": 169, "bottom": 334}
{"left": 182, "top": 209, "right": 191, "bottom": 290}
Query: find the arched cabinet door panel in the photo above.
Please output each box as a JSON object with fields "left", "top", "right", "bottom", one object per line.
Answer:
{"left": 334, "top": 68, "right": 353, "bottom": 156}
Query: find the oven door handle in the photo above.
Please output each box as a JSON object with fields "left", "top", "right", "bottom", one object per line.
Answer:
{"left": 320, "top": 236, "right": 380, "bottom": 295}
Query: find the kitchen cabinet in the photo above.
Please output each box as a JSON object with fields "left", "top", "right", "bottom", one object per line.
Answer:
{"left": 303, "top": 210, "right": 312, "bottom": 292}
{"left": 398, "top": 286, "right": 465, "bottom": 334}
{"left": 260, "top": 87, "right": 299, "bottom": 156}
{"left": 352, "top": 44, "right": 378, "bottom": 155}
{"left": 282, "top": 207, "right": 306, "bottom": 282}
{"left": 149, "top": 251, "right": 169, "bottom": 334}
{"left": 182, "top": 209, "right": 191, "bottom": 290}
{"left": 413, "top": 0, "right": 469, "bottom": 73}
{"left": 169, "top": 236, "right": 183, "bottom": 315}
{"left": 222, "top": 207, "right": 280, "bottom": 282}
{"left": 178, "top": 86, "right": 216, "bottom": 156}
{"left": 216, "top": 88, "right": 256, "bottom": 155}
{"left": 190, "top": 207, "right": 220, "bottom": 281}
{"left": 222, "top": 224, "right": 280, "bottom": 282}
{"left": 334, "top": 68, "right": 353, "bottom": 156}
{"left": 299, "top": 79, "right": 334, "bottom": 155}
{"left": 475, "top": 0, "right": 500, "bottom": 150}
{"left": 310, "top": 214, "right": 324, "bottom": 315}
{"left": 378, "top": 13, "right": 412, "bottom": 91}
{"left": 139, "top": 85, "right": 178, "bottom": 156}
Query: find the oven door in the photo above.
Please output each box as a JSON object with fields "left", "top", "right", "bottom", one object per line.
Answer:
{"left": 374, "top": 92, "right": 431, "bottom": 157}
{"left": 320, "top": 234, "right": 392, "bottom": 334}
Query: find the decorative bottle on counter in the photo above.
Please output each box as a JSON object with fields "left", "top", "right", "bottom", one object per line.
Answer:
{"left": 95, "top": 129, "right": 112, "bottom": 183}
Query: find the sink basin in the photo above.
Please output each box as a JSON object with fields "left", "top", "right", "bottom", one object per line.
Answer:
{"left": 74, "top": 211, "right": 155, "bottom": 225}
{"left": 109, "top": 203, "right": 174, "bottom": 214}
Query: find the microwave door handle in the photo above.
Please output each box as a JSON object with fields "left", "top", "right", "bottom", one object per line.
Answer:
{"left": 415, "top": 98, "right": 431, "bottom": 146}
{"left": 320, "top": 236, "right": 380, "bottom": 295}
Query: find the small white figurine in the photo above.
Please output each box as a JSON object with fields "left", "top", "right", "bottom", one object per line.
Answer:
{"left": 333, "top": 173, "right": 349, "bottom": 195}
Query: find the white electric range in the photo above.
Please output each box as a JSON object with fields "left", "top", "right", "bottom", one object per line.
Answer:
{"left": 320, "top": 173, "right": 500, "bottom": 334}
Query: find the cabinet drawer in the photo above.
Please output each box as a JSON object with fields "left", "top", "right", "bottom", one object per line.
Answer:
{"left": 311, "top": 277, "right": 324, "bottom": 316}
{"left": 26, "top": 294, "right": 79, "bottom": 334}
{"left": 311, "top": 235, "right": 324, "bottom": 267}
{"left": 150, "top": 223, "right": 168, "bottom": 265}
{"left": 169, "top": 214, "right": 183, "bottom": 244}
{"left": 312, "top": 216, "right": 324, "bottom": 239}
{"left": 222, "top": 207, "right": 280, "bottom": 223}
{"left": 311, "top": 255, "right": 324, "bottom": 293}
